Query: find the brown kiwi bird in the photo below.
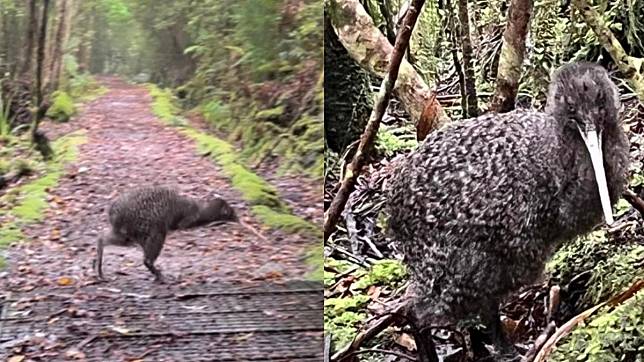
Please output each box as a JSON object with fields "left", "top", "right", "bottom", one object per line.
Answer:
{"left": 94, "top": 186, "right": 238, "bottom": 283}
{"left": 386, "top": 62, "right": 630, "bottom": 357}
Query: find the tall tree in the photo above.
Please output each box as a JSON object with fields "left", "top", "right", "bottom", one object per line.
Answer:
{"left": 48, "top": 0, "right": 70, "bottom": 90}
{"left": 327, "top": 0, "right": 449, "bottom": 138}
{"left": 490, "top": 0, "right": 534, "bottom": 113}
{"left": 20, "top": 0, "right": 38, "bottom": 79}
{"left": 31, "top": 0, "right": 50, "bottom": 142}
{"left": 456, "top": 0, "right": 478, "bottom": 118}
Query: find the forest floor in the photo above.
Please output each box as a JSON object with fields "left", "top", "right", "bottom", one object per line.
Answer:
{"left": 0, "top": 77, "right": 323, "bottom": 361}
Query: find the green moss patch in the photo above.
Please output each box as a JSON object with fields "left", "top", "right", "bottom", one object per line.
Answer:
{"left": 0, "top": 130, "right": 86, "bottom": 268}
{"left": 324, "top": 258, "right": 407, "bottom": 347}
{"left": 550, "top": 289, "right": 644, "bottom": 361}
{"left": 304, "top": 242, "right": 323, "bottom": 281}
{"left": 46, "top": 91, "right": 76, "bottom": 122}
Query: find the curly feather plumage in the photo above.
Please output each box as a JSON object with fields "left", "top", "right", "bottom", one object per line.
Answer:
{"left": 385, "top": 62, "right": 629, "bottom": 348}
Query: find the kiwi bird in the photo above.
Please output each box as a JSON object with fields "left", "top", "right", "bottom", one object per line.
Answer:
{"left": 95, "top": 186, "right": 238, "bottom": 283}
{"left": 386, "top": 62, "right": 629, "bottom": 352}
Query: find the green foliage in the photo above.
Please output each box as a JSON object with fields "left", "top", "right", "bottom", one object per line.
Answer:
{"left": 324, "top": 258, "right": 407, "bottom": 347}
{"left": 46, "top": 91, "right": 76, "bottom": 122}
{"left": 325, "top": 294, "right": 371, "bottom": 348}
{"left": 375, "top": 125, "right": 418, "bottom": 158}
{"left": 353, "top": 259, "right": 407, "bottom": 290}
{"left": 201, "top": 99, "right": 232, "bottom": 131}
{"left": 550, "top": 289, "right": 644, "bottom": 361}
{"left": 547, "top": 230, "right": 613, "bottom": 285}
{"left": 0, "top": 86, "right": 13, "bottom": 136}
{"left": 583, "top": 246, "right": 644, "bottom": 306}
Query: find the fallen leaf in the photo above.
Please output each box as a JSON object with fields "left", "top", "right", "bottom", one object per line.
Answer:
{"left": 109, "top": 325, "right": 130, "bottom": 335}
{"left": 50, "top": 228, "right": 61, "bottom": 240}
{"left": 65, "top": 347, "right": 86, "bottom": 359}
{"left": 395, "top": 333, "right": 417, "bottom": 351}
{"left": 57, "top": 276, "right": 74, "bottom": 286}
{"left": 8, "top": 355, "right": 25, "bottom": 362}
{"left": 235, "top": 332, "right": 253, "bottom": 341}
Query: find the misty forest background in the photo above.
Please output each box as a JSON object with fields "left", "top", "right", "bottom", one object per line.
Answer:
{"left": 0, "top": 0, "right": 322, "bottom": 180}
{"left": 324, "top": 0, "right": 644, "bottom": 360}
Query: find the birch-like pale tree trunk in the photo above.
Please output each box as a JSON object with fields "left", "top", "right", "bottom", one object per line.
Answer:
{"left": 490, "top": 0, "right": 534, "bottom": 113}
{"left": 327, "top": 0, "right": 449, "bottom": 140}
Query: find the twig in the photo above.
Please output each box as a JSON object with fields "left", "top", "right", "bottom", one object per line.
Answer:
{"left": 331, "top": 301, "right": 410, "bottom": 361}
{"left": 547, "top": 285, "right": 560, "bottom": 322}
{"left": 623, "top": 189, "right": 644, "bottom": 217}
{"left": 522, "top": 321, "right": 556, "bottom": 362}
{"left": 325, "top": 335, "right": 332, "bottom": 362}
{"left": 323, "top": 0, "right": 427, "bottom": 241}
{"left": 532, "top": 279, "right": 644, "bottom": 362}
{"left": 342, "top": 348, "right": 416, "bottom": 361}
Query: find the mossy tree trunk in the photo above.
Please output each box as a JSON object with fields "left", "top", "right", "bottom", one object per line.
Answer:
{"left": 30, "top": 0, "right": 50, "bottom": 147}
{"left": 490, "top": 0, "right": 533, "bottom": 113}
{"left": 456, "top": 0, "right": 479, "bottom": 118}
{"left": 572, "top": 0, "right": 644, "bottom": 102}
{"left": 327, "top": 0, "right": 449, "bottom": 139}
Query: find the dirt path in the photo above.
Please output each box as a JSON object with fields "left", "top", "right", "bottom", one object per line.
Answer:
{"left": 0, "top": 78, "right": 323, "bottom": 361}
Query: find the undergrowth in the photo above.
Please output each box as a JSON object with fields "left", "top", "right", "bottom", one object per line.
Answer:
{"left": 46, "top": 91, "right": 76, "bottom": 122}
{"left": 324, "top": 258, "right": 407, "bottom": 347}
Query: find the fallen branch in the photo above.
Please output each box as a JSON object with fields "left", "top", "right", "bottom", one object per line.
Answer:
{"left": 522, "top": 321, "right": 556, "bottom": 362}
{"left": 623, "top": 189, "right": 644, "bottom": 217}
{"left": 331, "top": 301, "right": 410, "bottom": 361}
{"left": 324, "top": 0, "right": 426, "bottom": 241}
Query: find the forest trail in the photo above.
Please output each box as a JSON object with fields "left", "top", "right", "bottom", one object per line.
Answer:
{"left": 0, "top": 77, "right": 323, "bottom": 361}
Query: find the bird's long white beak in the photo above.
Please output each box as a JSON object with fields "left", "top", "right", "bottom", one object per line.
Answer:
{"left": 577, "top": 125, "right": 614, "bottom": 225}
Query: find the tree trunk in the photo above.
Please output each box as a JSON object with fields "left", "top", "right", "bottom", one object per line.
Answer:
{"left": 445, "top": 0, "right": 467, "bottom": 117}
{"left": 31, "top": 0, "right": 50, "bottom": 143}
{"left": 20, "top": 0, "right": 38, "bottom": 78}
{"left": 489, "top": 0, "right": 533, "bottom": 113}
{"left": 327, "top": 0, "right": 449, "bottom": 138}
{"left": 48, "top": 0, "right": 69, "bottom": 91}
{"left": 324, "top": 0, "right": 428, "bottom": 243}
{"left": 572, "top": 0, "right": 644, "bottom": 102}
{"left": 456, "top": 0, "right": 478, "bottom": 118}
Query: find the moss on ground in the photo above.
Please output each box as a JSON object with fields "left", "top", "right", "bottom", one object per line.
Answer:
{"left": 546, "top": 224, "right": 644, "bottom": 360}
{"left": 147, "top": 85, "right": 322, "bottom": 279}
{"left": 46, "top": 91, "right": 76, "bottom": 122}
{"left": 324, "top": 258, "right": 407, "bottom": 347}
{"left": 0, "top": 130, "right": 86, "bottom": 268}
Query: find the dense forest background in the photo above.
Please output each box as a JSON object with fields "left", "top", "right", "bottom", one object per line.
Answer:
{"left": 0, "top": 0, "right": 323, "bottom": 177}
{"left": 324, "top": 0, "right": 644, "bottom": 360}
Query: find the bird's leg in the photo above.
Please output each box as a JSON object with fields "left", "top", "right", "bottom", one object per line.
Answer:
{"left": 142, "top": 231, "right": 166, "bottom": 283}
{"left": 94, "top": 229, "right": 127, "bottom": 282}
